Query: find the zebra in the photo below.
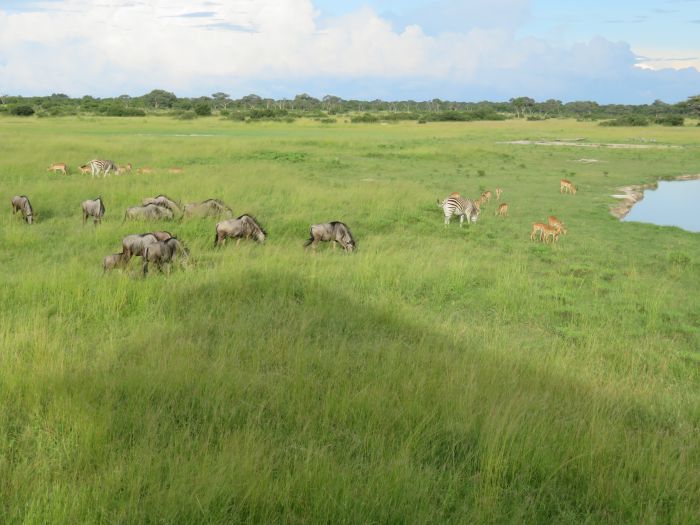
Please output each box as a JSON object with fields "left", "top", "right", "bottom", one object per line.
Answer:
{"left": 88, "top": 159, "right": 118, "bottom": 178}
{"left": 437, "top": 195, "right": 480, "bottom": 227}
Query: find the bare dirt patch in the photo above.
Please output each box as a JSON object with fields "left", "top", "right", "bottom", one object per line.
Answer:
{"left": 501, "top": 140, "right": 681, "bottom": 149}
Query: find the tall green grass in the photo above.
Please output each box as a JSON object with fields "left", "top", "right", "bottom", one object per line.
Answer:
{"left": 1, "top": 117, "right": 699, "bottom": 523}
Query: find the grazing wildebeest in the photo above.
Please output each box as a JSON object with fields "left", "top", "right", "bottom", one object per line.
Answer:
{"left": 151, "top": 230, "right": 173, "bottom": 242}
{"left": 214, "top": 215, "right": 266, "bottom": 247}
{"left": 184, "top": 199, "right": 233, "bottom": 219}
{"left": 142, "top": 195, "right": 181, "bottom": 216}
{"left": 123, "top": 204, "right": 174, "bottom": 222}
{"left": 142, "top": 238, "right": 188, "bottom": 275}
{"left": 103, "top": 252, "right": 128, "bottom": 273}
{"left": 11, "top": 195, "right": 34, "bottom": 224}
{"left": 122, "top": 233, "right": 159, "bottom": 260}
{"left": 82, "top": 196, "right": 105, "bottom": 225}
{"left": 304, "top": 221, "right": 356, "bottom": 252}
{"left": 47, "top": 163, "right": 68, "bottom": 175}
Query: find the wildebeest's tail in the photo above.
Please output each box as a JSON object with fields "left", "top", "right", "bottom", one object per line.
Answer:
{"left": 213, "top": 230, "right": 219, "bottom": 248}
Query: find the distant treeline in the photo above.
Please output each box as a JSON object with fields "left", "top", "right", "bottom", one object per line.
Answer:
{"left": 1, "top": 91, "right": 699, "bottom": 125}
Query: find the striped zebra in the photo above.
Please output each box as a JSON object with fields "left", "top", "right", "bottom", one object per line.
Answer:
{"left": 437, "top": 194, "right": 480, "bottom": 227}
{"left": 88, "top": 159, "right": 118, "bottom": 178}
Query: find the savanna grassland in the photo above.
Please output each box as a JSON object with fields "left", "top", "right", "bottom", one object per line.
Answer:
{"left": 1, "top": 116, "right": 699, "bottom": 524}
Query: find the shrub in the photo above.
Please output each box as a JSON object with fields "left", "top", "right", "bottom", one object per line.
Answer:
{"left": 351, "top": 113, "right": 379, "bottom": 123}
{"left": 599, "top": 115, "right": 649, "bottom": 127}
{"left": 103, "top": 106, "right": 146, "bottom": 117}
{"left": 175, "top": 110, "right": 197, "bottom": 120}
{"left": 655, "top": 115, "right": 684, "bottom": 126}
{"left": 10, "top": 105, "right": 35, "bottom": 116}
{"left": 194, "top": 103, "right": 212, "bottom": 116}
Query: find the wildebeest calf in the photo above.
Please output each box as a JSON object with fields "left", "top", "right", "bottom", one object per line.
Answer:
{"left": 103, "top": 252, "right": 128, "bottom": 273}
{"left": 304, "top": 221, "right": 356, "bottom": 252}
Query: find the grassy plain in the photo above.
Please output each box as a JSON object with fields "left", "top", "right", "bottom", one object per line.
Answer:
{"left": 0, "top": 116, "right": 699, "bottom": 523}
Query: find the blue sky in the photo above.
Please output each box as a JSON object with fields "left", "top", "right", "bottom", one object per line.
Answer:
{"left": 0, "top": 0, "right": 698, "bottom": 102}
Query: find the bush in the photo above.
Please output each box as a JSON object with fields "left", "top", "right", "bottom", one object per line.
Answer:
{"left": 10, "top": 105, "right": 35, "bottom": 116}
{"left": 655, "top": 115, "right": 684, "bottom": 126}
{"left": 194, "top": 103, "right": 212, "bottom": 116}
{"left": 175, "top": 110, "right": 197, "bottom": 120}
{"left": 103, "top": 106, "right": 146, "bottom": 117}
{"left": 600, "top": 115, "right": 649, "bottom": 127}
{"left": 351, "top": 113, "right": 379, "bottom": 123}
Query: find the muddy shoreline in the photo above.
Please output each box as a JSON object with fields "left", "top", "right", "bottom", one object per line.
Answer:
{"left": 609, "top": 174, "right": 700, "bottom": 219}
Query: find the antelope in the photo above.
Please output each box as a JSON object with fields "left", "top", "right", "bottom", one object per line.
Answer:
{"left": 480, "top": 190, "right": 493, "bottom": 203}
{"left": 560, "top": 179, "right": 577, "bottom": 194}
{"left": 137, "top": 167, "right": 155, "bottom": 174}
{"left": 78, "top": 165, "right": 91, "bottom": 175}
{"left": 495, "top": 203, "right": 508, "bottom": 217}
{"left": 47, "top": 163, "right": 68, "bottom": 175}
{"left": 167, "top": 167, "right": 184, "bottom": 174}
{"left": 547, "top": 216, "right": 567, "bottom": 235}
{"left": 495, "top": 187, "right": 502, "bottom": 200}
{"left": 541, "top": 224, "right": 560, "bottom": 244}
{"left": 530, "top": 222, "right": 547, "bottom": 241}
{"left": 119, "top": 163, "right": 132, "bottom": 174}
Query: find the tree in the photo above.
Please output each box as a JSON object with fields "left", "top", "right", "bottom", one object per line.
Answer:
{"left": 141, "top": 89, "right": 177, "bottom": 109}
{"left": 509, "top": 97, "right": 535, "bottom": 118}
{"left": 240, "top": 94, "right": 262, "bottom": 108}
{"left": 685, "top": 95, "right": 700, "bottom": 118}
{"left": 211, "top": 92, "right": 231, "bottom": 110}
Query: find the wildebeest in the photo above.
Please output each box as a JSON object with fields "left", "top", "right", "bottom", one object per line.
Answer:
{"left": 142, "top": 195, "right": 181, "bottom": 216}
{"left": 304, "top": 221, "right": 356, "bottom": 252}
{"left": 11, "top": 195, "right": 34, "bottom": 224}
{"left": 151, "top": 230, "right": 173, "bottom": 242}
{"left": 142, "top": 238, "right": 188, "bottom": 275}
{"left": 82, "top": 196, "right": 105, "bottom": 225}
{"left": 123, "top": 204, "right": 174, "bottom": 222}
{"left": 122, "top": 233, "right": 159, "bottom": 260}
{"left": 103, "top": 252, "right": 128, "bottom": 273}
{"left": 184, "top": 199, "right": 233, "bottom": 219}
{"left": 214, "top": 215, "right": 266, "bottom": 247}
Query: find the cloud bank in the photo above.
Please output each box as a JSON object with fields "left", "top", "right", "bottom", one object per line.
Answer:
{"left": 0, "top": 0, "right": 698, "bottom": 102}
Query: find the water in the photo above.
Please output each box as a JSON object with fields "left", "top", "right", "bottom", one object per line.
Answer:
{"left": 623, "top": 179, "right": 700, "bottom": 232}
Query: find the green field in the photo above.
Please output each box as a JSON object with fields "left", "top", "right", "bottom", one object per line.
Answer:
{"left": 1, "top": 116, "right": 698, "bottom": 523}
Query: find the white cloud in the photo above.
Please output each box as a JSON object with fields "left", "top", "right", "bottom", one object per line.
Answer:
{"left": 0, "top": 0, "right": 698, "bottom": 102}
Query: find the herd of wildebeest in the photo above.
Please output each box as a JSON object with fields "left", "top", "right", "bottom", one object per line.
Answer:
{"left": 9, "top": 160, "right": 576, "bottom": 276}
